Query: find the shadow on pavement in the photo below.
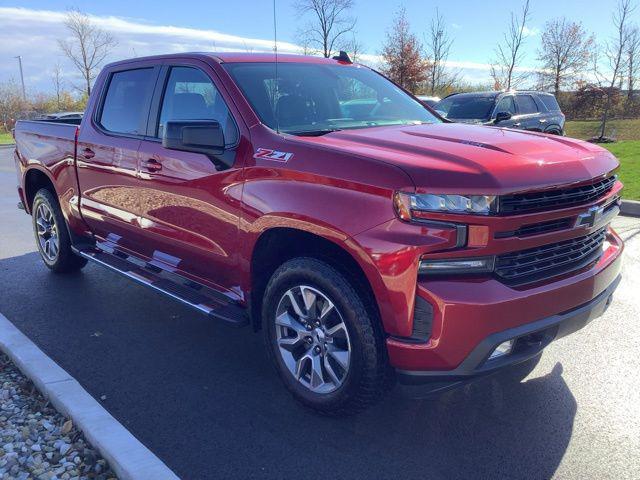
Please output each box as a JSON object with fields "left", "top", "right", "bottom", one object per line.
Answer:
{"left": 0, "top": 252, "right": 576, "bottom": 479}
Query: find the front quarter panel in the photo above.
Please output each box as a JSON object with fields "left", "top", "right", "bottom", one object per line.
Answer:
{"left": 239, "top": 126, "right": 418, "bottom": 326}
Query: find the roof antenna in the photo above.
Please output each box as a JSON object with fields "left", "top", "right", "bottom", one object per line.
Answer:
{"left": 332, "top": 50, "right": 352, "bottom": 64}
{"left": 273, "top": 0, "right": 280, "bottom": 134}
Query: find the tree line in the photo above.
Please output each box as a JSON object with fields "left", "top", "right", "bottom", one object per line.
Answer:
{"left": 372, "top": 0, "right": 638, "bottom": 138}
{"left": 2, "top": 1, "right": 639, "bottom": 137}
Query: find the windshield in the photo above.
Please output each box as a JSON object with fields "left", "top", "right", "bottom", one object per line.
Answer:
{"left": 437, "top": 95, "right": 497, "bottom": 120}
{"left": 223, "top": 62, "right": 440, "bottom": 135}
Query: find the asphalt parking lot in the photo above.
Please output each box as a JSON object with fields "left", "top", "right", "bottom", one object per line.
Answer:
{"left": 1, "top": 145, "right": 639, "bottom": 479}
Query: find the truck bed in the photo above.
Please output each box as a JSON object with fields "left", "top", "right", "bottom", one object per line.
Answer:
{"left": 14, "top": 120, "right": 78, "bottom": 167}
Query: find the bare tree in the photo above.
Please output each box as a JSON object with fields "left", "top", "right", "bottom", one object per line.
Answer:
{"left": 595, "top": 0, "right": 636, "bottom": 139}
{"left": 294, "top": 0, "right": 356, "bottom": 58}
{"left": 626, "top": 26, "right": 640, "bottom": 100}
{"left": 0, "top": 80, "right": 30, "bottom": 131}
{"left": 52, "top": 64, "right": 65, "bottom": 111}
{"left": 537, "top": 18, "right": 594, "bottom": 95}
{"left": 424, "top": 9, "right": 456, "bottom": 95}
{"left": 58, "top": 9, "right": 116, "bottom": 97}
{"left": 380, "top": 7, "right": 428, "bottom": 92}
{"left": 490, "top": 0, "right": 532, "bottom": 90}
{"left": 341, "top": 33, "right": 364, "bottom": 63}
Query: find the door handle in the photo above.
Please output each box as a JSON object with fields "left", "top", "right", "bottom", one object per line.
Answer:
{"left": 82, "top": 148, "right": 95, "bottom": 159}
{"left": 144, "top": 158, "right": 162, "bottom": 172}
{"left": 512, "top": 123, "right": 521, "bottom": 127}
{"left": 539, "top": 119, "right": 547, "bottom": 123}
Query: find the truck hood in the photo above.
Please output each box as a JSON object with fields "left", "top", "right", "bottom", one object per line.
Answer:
{"left": 301, "top": 123, "right": 618, "bottom": 194}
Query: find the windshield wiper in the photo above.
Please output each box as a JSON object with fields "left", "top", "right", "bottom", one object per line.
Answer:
{"left": 286, "top": 128, "right": 342, "bottom": 136}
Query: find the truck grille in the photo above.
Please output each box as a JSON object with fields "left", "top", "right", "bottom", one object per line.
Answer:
{"left": 499, "top": 176, "right": 616, "bottom": 214}
{"left": 494, "top": 228, "right": 607, "bottom": 285}
{"left": 495, "top": 218, "right": 573, "bottom": 239}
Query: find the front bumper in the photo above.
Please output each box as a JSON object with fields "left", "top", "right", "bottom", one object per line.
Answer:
{"left": 387, "top": 227, "right": 623, "bottom": 377}
{"left": 397, "top": 273, "right": 620, "bottom": 385}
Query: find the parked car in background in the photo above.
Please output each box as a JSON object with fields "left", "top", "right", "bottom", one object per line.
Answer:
{"left": 37, "top": 112, "right": 84, "bottom": 124}
{"left": 437, "top": 91, "right": 565, "bottom": 135}
{"left": 416, "top": 95, "right": 441, "bottom": 108}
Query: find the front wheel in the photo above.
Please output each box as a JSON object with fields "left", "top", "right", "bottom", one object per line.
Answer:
{"left": 32, "top": 188, "right": 87, "bottom": 273}
{"left": 262, "top": 257, "right": 389, "bottom": 416}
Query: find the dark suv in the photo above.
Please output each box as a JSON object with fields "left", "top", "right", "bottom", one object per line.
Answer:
{"left": 436, "top": 91, "right": 565, "bottom": 135}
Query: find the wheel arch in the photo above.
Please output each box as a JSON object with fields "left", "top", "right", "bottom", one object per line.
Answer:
{"left": 23, "top": 167, "right": 57, "bottom": 214}
{"left": 249, "top": 227, "right": 386, "bottom": 334}
{"left": 544, "top": 124, "right": 563, "bottom": 135}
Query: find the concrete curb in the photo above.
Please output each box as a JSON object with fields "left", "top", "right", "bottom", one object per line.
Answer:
{"left": 0, "top": 313, "right": 180, "bottom": 480}
{"left": 621, "top": 200, "right": 640, "bottom": 217}
{"left": 0, "top": 143, "right": 15, "bottom": 149}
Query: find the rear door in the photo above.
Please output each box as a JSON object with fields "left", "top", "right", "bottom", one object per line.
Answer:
{"left": 134, "top": 61, "right": 247, "bottom": 295}
{"left": 77, "top": 64, "right": 159, "bottom": 253}
{"left": 513, "top": 94, "right": 542, "bottom": 131}
{"left": 536, "top": 94, "right": 564, "bottom": 133}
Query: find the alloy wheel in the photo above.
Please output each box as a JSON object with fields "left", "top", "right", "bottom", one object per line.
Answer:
{"left": 274, "top": 285, "right": 351, "bottom": 394}
{"left": 35, "top": 202, "right": 59, "bottom": 261}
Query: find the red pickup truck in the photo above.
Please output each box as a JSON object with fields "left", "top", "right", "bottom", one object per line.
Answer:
{"left": 14, "top": 52, "right": 623, "bottom": 415}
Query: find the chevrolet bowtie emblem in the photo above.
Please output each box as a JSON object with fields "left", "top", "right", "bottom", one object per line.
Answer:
{"left": 575, "top": 205, "right": 606, "bottom": 229}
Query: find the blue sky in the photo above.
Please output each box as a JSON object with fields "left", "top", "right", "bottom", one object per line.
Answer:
{"left": 0, "top": 0, "right": 636, "bottom": 92}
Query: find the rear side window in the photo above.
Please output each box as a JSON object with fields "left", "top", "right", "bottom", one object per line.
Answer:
{"left": 515, "top": 95, "right": 538, "bottom": 115}
{"left": 539, "top": 94, "right": 561, "bottom": 112}
{"left": 157, "top": 66, "right": 238, "bottom": 146}
{"left": 99, "top": 68, "right": 155, "bottom": 135}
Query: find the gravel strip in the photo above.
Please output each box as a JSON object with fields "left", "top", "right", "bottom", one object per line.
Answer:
{"left": 0, "top": 353, "right": 117, "bottom": 480}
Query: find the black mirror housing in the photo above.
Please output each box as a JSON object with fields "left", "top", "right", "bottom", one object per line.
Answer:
{"left": 495, "top": 111, "right": 512, "bottom": 123}
{"left": 163, "top": 120, "right": 225, "bottom": 156}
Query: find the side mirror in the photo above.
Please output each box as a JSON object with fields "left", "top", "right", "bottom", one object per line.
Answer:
{"left": 163, "top": 119, "right": 226, "bottom": 156}
{"left": 494, "top": 111, "right": 512, "bottom": 123}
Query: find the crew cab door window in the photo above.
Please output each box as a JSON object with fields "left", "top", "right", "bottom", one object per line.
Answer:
{"left": 157, "top": 67, "right": 238, "bottom": 146}
{"left": 99, "top": 68, "right": 155, "bottom": 135}
{"left": 515, "top": 95, "right": 538, "bottom": 115}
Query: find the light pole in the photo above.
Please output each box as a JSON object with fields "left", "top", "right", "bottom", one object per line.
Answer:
{"left": 14, "top": 55, "right": 26, "bottom": 101}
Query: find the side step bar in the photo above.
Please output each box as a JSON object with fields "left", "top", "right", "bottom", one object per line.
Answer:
{"left": 75, "top": 247, "right": 248, "bottom": 328}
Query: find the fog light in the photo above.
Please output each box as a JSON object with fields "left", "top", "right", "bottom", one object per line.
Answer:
{"left": 488, "top": 339, "right": 515, "bottom": 360}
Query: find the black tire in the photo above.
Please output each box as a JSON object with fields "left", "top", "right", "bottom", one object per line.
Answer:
{"left": 32, "top": 188, "right": 87, "bottom": 273}
{"left": 262, "top": 257, "right": 388, "bottom": 416}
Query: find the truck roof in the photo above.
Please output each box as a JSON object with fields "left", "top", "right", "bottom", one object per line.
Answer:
{"left": 105, "top": 52, "right": 353, "bottom": 69}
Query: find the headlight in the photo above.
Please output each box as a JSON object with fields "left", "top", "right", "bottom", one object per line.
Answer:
{"left": 394, "top": 192, "right": 497, "bottom": 220}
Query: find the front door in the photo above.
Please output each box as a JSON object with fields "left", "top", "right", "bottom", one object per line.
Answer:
{"left": 134, "top": 63, "right": 246, "bottom": 297}
{"left": 493, "top": 95, "right": 519, "bottom": 129}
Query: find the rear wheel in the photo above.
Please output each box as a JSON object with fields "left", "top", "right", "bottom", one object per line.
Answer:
{"left": 262, "top": 257, "right": 388, "bottom": 415}
{"left": 32, "top": 188, "right": 87, "bottom": 273}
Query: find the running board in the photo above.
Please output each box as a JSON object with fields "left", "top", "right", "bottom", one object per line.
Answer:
{"left": 74, "top": 247, "right": 248, "bottom": 327}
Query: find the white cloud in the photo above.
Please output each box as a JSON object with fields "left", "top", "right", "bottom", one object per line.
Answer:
{"left": 0, "top": 6, "right": 540, "bottom": 93}
{"left": 0, "top": 6, "right": 301, "bottom": 92}
{"left": 522, "top": 26, "right": 540, "bottom": 37}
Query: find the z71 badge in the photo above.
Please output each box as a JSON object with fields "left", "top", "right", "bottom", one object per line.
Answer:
{"left": 254, "top": 148, "right": 293, "bottom": 162}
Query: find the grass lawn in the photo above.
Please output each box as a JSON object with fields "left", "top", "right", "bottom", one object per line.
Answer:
{"left": 602, "top": 141, "right": 640, "bottom": 201}
{"left": 564, "top": 118, "right": 640, "bottom": 141}
{"left": 0, "top": 131, "right": 13, "bottom": 145}
{"left": 564, "top": 119, "right": 639, "bottom": 201}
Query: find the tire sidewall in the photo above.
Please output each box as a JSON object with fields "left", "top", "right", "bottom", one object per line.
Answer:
{"left": 262, "top": 258, "right": 378, "bottom": 412}
{"left": 32, "top": 190, "right": 63, "bottom": 268}
{"left": 31, "top": 188, "right": 85, "bottom": 272}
